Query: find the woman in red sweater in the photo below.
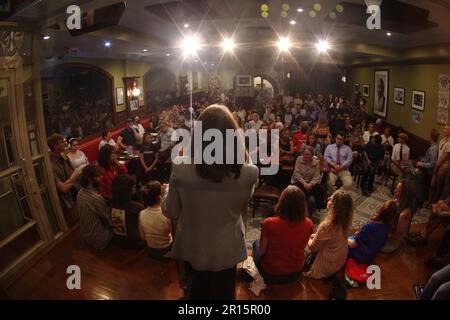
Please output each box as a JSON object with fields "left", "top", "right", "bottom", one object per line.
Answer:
{"left": 253, "top": 185, "right": 314, "bottom": 284}
{"left": 98, "top": 144, "right": 128, "bottom": 201}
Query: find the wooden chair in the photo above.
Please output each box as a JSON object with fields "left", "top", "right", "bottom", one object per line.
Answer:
{"left": 252, "top": 185, "right": 282, "bottom": 217}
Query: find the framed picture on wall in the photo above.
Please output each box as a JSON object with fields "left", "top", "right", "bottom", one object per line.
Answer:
{"left": 394, "top": 87, "right": 405, "bottom": 105}
{"left": 412, "top": 90, "right": 426, "bottom": 111}
{"left": 116, "top": 87, "right": 124, "bottom": 105}
{"left": 354, "top": 83, "right": 360, "bottom": 94}
{"left": 363, "top": 85, "right": 369, "bottom": 97}
{"left": 373, "top": 70, "right": 389, "bottom": 119}
{"left": 237, "top": 75, "right": 252, "bottom": 87}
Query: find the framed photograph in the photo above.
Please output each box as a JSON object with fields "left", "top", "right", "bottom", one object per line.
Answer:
{"left": 373, "top": 70, "right": 389, "bottom": 118}
{"left": 354, "top": 83, "right": 360, "bottom": 94}
{"left": 394, "top": 87, "right": 405, "bottom": 105}
{"left": 363, "top": 84, "right": 369, "bottom": 97}
{"left": 412, "top": 90, "right": 426, "bottom": 111}
{"left": 236, "top": 75, "right": 252, "bottom": 87}
{"left": 116, "top": 87, "right": 124, "bottom": 105}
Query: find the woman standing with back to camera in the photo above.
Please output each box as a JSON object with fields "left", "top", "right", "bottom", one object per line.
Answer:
{"left": 162, "top": 104, "right": 259, "bottom": 300}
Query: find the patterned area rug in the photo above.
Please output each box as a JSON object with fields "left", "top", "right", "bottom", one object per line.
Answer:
{"left": 245, "top": 176, "right": 431, "bottom": 249}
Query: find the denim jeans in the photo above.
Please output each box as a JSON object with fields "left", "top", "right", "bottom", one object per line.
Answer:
{"left": 421, "top": 264, "right": 450, "bottom": 300}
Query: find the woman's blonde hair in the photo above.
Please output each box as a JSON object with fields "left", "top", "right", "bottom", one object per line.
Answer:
{"left": 320, "top": 190, "right": 353, "bottom": 235}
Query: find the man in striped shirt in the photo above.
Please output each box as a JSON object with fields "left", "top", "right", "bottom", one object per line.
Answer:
{"left": 77, "top": 165, "right": 113, "bottom": 250}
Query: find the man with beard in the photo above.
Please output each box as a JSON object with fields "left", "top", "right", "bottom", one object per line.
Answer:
{"left": 77, "top": 165, "right": 113, "bottom": 250}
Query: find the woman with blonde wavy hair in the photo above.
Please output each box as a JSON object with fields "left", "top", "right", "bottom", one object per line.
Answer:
{"left": 304, "top": 190, "right": 354, "bottom": 279}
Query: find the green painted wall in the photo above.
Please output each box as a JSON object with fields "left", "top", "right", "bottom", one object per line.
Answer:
{"left": 347, "top": 64, "right": 450, "bottom": 139}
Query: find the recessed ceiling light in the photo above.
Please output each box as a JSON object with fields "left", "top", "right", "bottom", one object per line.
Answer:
{"left": 297, "top": 8, "right": 304, "bottom": 13}
{"left": 166, "top": 53, "right": 171, "bottom": 57}
{"left": 42, "top": 35, "right": 50, "bottom": 40}
{"left": 386, "top": 32, "right": 392, "bottom": 37}
{"left": 143, "top": 49, "right": 148, "bottom": 52}
{"left": 104, "top": 41, "right": 111, "bottom": 47}
{"left": 290, "top": 20, "right": 296, "bottom": 25}
{"left": 184, "top": 23, "right": 189, "bottom": 28}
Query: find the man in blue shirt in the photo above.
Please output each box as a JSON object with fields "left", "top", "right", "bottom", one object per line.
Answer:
{"left": 324, "top": 132, "right": 353, "bottom": 194}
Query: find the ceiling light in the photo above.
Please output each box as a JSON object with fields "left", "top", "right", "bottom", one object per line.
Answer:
{"left": 277, "top": 37, "right": 291, "bottom": 52}
{"left": 42, "top": 35, "right": 50, "bottom": 40}
{"left": 316, "top": 40, "right": 330, "bottom": 53}
{"left": 386, "top": 32, "right": 392, "bottom": 37}
{"left": 297, "top": 8, "right": 304, "bottom": 13}
{"left": 184, "top": 23, "right": 190, "bottom": 28}
{"left": 143, "top": 49, "right": 148, "bottom": 52}
{"left": 222, "top": 38, "right": 235, "bottom": 52}
{"left": 166, "top": 53, "right": 171, "bottom": 57}
{"left": 182, "top": 35, "right": 201, "bottom": 56}
{"left": 289, "top": 20, "right": 296, "bottom": 25}
{"left": 104, "top": 41, "right": 111, "bottom": 47}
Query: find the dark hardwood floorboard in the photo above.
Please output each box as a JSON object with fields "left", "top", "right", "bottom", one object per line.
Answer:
{"left": 5, "top": 224, "right": 442, "bottom": 300}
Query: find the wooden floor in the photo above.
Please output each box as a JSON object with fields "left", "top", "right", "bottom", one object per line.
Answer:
{"left": 4, "top": 223, "right": 443, "bottom": 300}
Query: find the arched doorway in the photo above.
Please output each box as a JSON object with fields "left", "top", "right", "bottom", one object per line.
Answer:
{"left": 143, "top": 67, "right": 176, "bottom": 112}
{"left": 41, "top": 63, "right": 114, "bottom": 139}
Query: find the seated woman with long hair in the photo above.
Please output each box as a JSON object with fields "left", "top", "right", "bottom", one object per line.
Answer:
{"left": 304, "top": 190, "right": 354, "bottom": 279}
{"left": 98, "top": 144, "right": 128, "bottom": 201}
{"left": 348, "top": 200, "right": 397, "bottom": 264}
{"left": 253, "top": 185, "right": 314, "bottom": 284}
{"left": 382, "top": 179, "right": 417, "bottom": 253}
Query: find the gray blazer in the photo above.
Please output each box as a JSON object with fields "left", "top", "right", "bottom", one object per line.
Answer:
{"left": 162, "top": 159, "right": 259, "bottom": 271}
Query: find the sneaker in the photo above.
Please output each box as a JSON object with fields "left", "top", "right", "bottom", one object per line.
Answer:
{"left": 413, "top": 284, "right": 424, "bottom": 300}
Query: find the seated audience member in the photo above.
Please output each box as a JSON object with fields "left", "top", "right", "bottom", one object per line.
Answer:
{"left": 117, "top": 118, "right": 141, "bottom": 150}
{"left": 47, "top": 133, "right": 82, "bottom": 226}
{"left": 430, "top": 125, "right": 450, "bottom": 203}
{"left": 375, "top": 118, "right": 384, "bottom": 135}
{"left": 324, "top": 132, "right": 353, "bottom": 194}
{"left": 414, "top": 129, "right": 440, "bottom": 198}
{"left": 359, "top": 119, "right": 367, "bottom": 137}
{"left": 140, "top": 181, "right": 173, "bottom": 258}
{"left": 133, "top": 116, "right": 146, "bottom": 141}
{"left": 263, "top": 106, "right": 275, "bottom": 123}
{"left": 343, "top": 115, "right": 353, "bottom": 136}
{"left": 304, "top": 190, "right": 353, "bottom": 279}
{"left": 408, "top": 197, "right": 450, "bottom": 247}
{"left": 138, "top": 132, "right": 160, "bottom": 183}
{"left": 253, "top": 186, "right": 313, "bottom": 284}
{"left": 247, "top": 112, "right": 264, "bottom": 131}
{"left": 67, "top": 138, "right": 89, "bottom": 170}
{"left": 348, "top": 200, "right": 397, "bottom": 264}
{"left": 349, "top": 127, "right": 364, "bottom": 157}
{"left": 390, "top": 133, "right": 411, "bottom": 179}
{"left": 291, "top": 147, "right": 322, "bottom": 215}
{"left": 283, "top": 106, "right": 294, "bottom": 128}
{"left": 415, "top": 264, "right": 450, "bottom": 300}
{"left": 77, "top": 165, "right": 113, "bottom": 250}
{"left": 279, "top": 127, "right": 295, "bottom": 165}
{"left": 292, "top": 122, "right": 309, "bottom": 155}
{"left": 98, "top": 130, "right": 117, "bottom": 150}
{"left": 314, "top": 118, "right": 331, "bottom": 151}
{"left": 98, "top": 145, "right": 128, "bottom": 201}
{"left": 382, "top": 180, "right": 417, "bottom": 253}
{"left": 360, "top": 135, "right": 384, "bottom": 196}
{"left": 363, "top": 122, "right": 379, "bottom": 145}
{"left": 381, "top": 127, "right": 394, "bottom": 147}
{"left": 110, "top": 174, "right": 146, "bottom": 248}
{"left": 300, "top": 134, "right": 322, "bottom": 157}
{"left": 158, "top": 121, "right": 175, "bottom": 160}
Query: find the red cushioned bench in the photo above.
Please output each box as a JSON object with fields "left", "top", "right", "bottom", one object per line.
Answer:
{"left": 77, "top": 117, "right": 151, "bottom": 163}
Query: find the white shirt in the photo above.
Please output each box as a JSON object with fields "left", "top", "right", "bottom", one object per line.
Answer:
{"left": 381, "top": 134, "right": 394, "bottom": 147}
{"left": 67, "top": 150, "right": 88, "bottom": 170}
{"left": 438, "top": 137, "right": 450, "bottom": 160}
{"left": 98, "top": 138, "right": 116, "bottom": 150}
{"left": 133, "top": 123, "right": 145, "bottom": 137}
{"left": 363, "top": 131, "right": 379, "bottom": 144}
{"left": 160, "top": 128, "right": 175, "bottom": 150}
{"left": 139, "top": 207, "right": 172, "bottom": 249}
{"left": 391, "top": 143, "right": 410, "bottom": 161}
